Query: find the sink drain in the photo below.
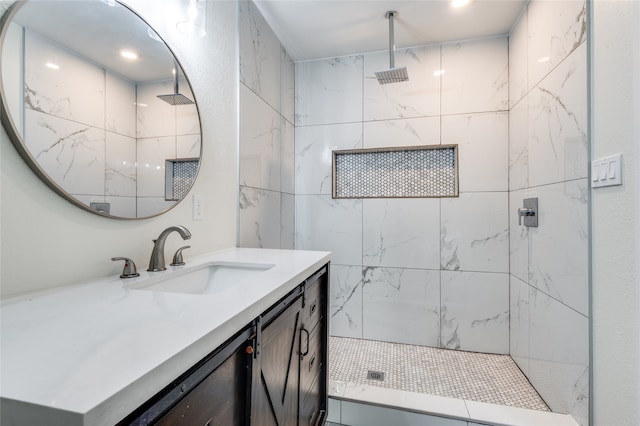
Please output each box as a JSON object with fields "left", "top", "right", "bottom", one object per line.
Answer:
{"left": 367, "top": 370, "right": 385, "bottom": 381}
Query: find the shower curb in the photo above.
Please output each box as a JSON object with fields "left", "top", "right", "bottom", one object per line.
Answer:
{"left": 327, "top": 381, "right": 579, "bottom": 426}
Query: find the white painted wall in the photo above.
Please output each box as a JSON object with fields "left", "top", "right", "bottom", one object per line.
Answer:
{"left": 0, "top": 0, "right": 239, "bottom": 297}
{"left": 591, "top": 0, "right": 640, "bottom": 424}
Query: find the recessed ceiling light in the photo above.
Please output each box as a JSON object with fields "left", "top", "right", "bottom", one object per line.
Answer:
{"left": 120, "top": 50, "right": 138, "bottom": 60}
{"left": 537, "top": 56, "right": 550, "bottom": 63}
{"left": 45, "top": 62, "right": 60, "bottom": 70}
{"left": 451, "top": 0, "right": 472, "bottom": 8}
{"left": 433, "top": 69, "right": 446, "bottom": 77}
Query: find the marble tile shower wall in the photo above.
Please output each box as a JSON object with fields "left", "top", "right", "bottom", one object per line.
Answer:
{"left": 295, "top": 37, "right": 510, "bottom": 355}
{"left": 18, "top": 26, "right": 199, "bottom": 218}
{"left": 238, "top": 0, "right": 295, "bottom": 249}
{"left": 508, "top": 1, "right": 588, "bottom": 425}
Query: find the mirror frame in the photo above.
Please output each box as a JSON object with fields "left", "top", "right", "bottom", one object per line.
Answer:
{"left": 0, "top": 0, "right": 203, "bottom": 220}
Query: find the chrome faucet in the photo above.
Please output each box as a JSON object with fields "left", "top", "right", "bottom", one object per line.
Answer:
{"left": 148, "top": 225, "right": 192, "bottom": 271}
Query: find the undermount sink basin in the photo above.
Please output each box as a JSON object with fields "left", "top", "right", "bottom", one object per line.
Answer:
{"left": 126, "top": 262, "right": 274, "bottom": 295}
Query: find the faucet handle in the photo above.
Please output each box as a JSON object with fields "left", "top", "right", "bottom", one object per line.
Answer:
{"left": 111, "top": 257, "right": 140, "bottom": 278}
{"left": 170, "top": 246, "right": 191, "bottom": 266}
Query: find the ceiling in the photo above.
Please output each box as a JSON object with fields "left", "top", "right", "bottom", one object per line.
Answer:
{"left": 13, "top": 1, "right": 177, "bottom": 84}
{"left": 254, "top": 0, "right": 527, "bottom": 62}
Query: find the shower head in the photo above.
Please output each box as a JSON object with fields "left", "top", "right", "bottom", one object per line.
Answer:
{"left": 157, "top": 65, "right": 194, "bottom": 106}
{"left": 376, "top": 11, "right": 409, "bottom": 85}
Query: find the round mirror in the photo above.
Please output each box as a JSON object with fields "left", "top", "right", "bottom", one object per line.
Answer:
{"left": 0, "top": 0, "right": 202, "bottom": 219}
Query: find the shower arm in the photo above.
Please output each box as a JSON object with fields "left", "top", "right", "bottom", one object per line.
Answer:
{"left": 387, "top": 11, "right": 397, "bottom": 69}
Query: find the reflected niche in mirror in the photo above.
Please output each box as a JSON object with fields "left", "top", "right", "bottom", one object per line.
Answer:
{"left": 0, "top": 0, "right": 202, "bottom": 219}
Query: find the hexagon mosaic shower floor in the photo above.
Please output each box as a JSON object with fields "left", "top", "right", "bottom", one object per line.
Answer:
{"left": 329, "top": 336, "right": 549, "bottom": 411}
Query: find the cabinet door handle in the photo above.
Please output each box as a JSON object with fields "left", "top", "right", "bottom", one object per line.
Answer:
{"left": 308, "top": 353, "right": 316, "bottom": 371}
{"left": 310, "top": 301, "right": 317, "bottom": 315}
{"left": 203, "top": 419, "right": 212, "bottom": 426}
{"left": 300, "top": 328, "right": 310, "bottom": 357}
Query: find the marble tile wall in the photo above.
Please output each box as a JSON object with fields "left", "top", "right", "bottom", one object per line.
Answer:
{"left": 238, "top": 0, "right": 295, "bottom": 249}
{"left": 508, "top": 1, "right": 589, "bottom": 424}
{"left": 20, "top": 28, "right": 200, "bottom": 218}
{"left": 295, "top": 36, "right": 510, "bottom": 355}
{"left": 241, "top": 2, "right": 588, "bottom": 422}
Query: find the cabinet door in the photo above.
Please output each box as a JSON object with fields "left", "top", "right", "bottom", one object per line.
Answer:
{"left": 155, "top": 344, "right": 248, "bottom": 426}
{"left": 251, "top": 296, "right": 303, "bottom": 426}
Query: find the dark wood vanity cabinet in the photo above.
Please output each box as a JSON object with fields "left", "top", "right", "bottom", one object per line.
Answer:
{"left": 250, "top": 267, "right": 328, "bottom": 426}
{"left": 119, "top": 265, "right": 328, "bottom": 426}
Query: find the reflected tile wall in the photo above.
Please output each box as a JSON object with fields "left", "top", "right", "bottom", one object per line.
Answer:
{"left": 106, "top": 72, "right": 136, "bottom": 138}
{"left": 105, "top": 196, "right": 136, "bottom": 218}
{"left": 175, "top": 82, "right": 200, "bottom": 136}
{"left": 105, "top": 132, "right": 136, "bottom": 197}
{"left": 136, "top": 81, "right": 177, "bottom": 139}
{"left": 177, "top": 134, "right": 201, "bottom": 158}
{"left": 24, "top": 109, "right": 105, "bottom": 196}
{"left": 137, "top": 136, "right": 174, "bottom": 198}
{"left": 21, "top": 23, "right": 198, "bottom": 217}
{"left": 239, "top": 1, "right": 295, "bottom": 249}
{"left": 508, "top": 1, "right": 589, "bottom": 423}
{"left": 24, "top": 29, "right": 104, "bottom": 128}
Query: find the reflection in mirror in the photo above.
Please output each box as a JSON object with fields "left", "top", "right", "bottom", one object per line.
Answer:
{"left": 0, "top": 0, "right": 202, "bottom": 219}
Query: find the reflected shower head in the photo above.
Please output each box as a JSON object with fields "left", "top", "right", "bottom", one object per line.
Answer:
{"left": 157, "top": 65, "right": 194, "bottom": 105}
{"left": 376, "top": 11, "right": 409, "bottom": 85}
{"left": 157, "top": 93, "right": 194, "bottom": 106}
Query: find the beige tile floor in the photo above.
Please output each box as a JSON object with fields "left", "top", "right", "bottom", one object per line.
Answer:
{"left": 329, "top": 336, "right": 549, "bottom": 411}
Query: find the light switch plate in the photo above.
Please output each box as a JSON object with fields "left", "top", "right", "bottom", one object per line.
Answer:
{"left": 592, "top": 153, "right": 622, "bottom": 188}
{"left": 193, "top": 194, "right": 204, "bottom": 220}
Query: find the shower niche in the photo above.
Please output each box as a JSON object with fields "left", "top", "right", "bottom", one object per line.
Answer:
{"left": 332, "top": 144, "right": 459, "bottom": 199}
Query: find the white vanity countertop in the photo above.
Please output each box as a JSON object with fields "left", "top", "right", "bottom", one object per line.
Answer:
{"left": 0, "top": 248, "right": 331, "bottom": 426}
